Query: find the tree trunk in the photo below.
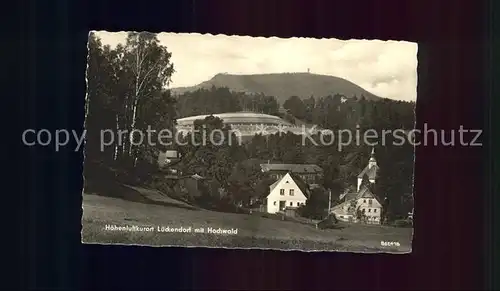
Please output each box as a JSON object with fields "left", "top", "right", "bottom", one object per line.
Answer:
{"left": 128, "top": 97, "right": 139, "bottom": 157}
{"left": 113, "top": 113, "right": 119, "bottom": 161}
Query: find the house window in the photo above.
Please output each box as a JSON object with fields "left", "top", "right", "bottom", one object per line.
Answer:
{"left": 340, "top": 215, "right": 344, "bottom": 219}
{"left": 368, "top": 199, "right": 373, "bottom": 205}
{"left": 273, "top": 201, "right": 276, "bottom": 206}
{"left": 374, "top": 209, "right": 377, "bottom": 213}
{"left": 289, "top": 189, "right": 294, "bottom": 196}
{"left": 363, "top": 199, "right": 366, "bottom": 203}
{"left": 280, "top": 189, "right": 284, "bottom": 195}
{"left": 297, "top": 202, "right": 301, "bottom": 206}
{"left": 290, "top": 202, "right": 293, "bottom": 206}
{"left": 368, "top": 209, "right": 371, "bottom": 213}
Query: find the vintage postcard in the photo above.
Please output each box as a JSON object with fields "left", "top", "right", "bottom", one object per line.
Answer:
{"left": 82, "top": 31, "right": 417, "bottom": 253}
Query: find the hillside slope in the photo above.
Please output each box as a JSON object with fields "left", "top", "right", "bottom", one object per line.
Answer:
{"left": 171, "top": 73, "right": 382, "bottom": 104}
{"left": 82, "top": 192, "right": 412, "bottom": 252}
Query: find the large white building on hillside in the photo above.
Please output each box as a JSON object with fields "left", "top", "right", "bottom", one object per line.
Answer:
{"left": 175, "top": 112, "right": 319, "bottom": 138}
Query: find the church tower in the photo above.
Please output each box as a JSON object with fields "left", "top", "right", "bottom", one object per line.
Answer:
{"left": 357, "top": 147, "right": 379, "bottom": 191}
{"left": 368, "top": 147, "right": 377, "bottom": 169}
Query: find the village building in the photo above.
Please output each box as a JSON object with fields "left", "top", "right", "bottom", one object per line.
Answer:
{"left": 332, "top": 185, "right": 383, "bottom": 224}
{"left": 266, "top": 172, "right": 310, "bottom": 214}
{"left": 356, "top": 147, "right": 379, "bottom": 191}
{"left": 332, "top": 148, "right": 384, "bottom": 224}
{"left": 260, "top": 163, "right": 323, "bottom": 184}
{"left": 157, "top": 149, "right": 181, "bottom": 168}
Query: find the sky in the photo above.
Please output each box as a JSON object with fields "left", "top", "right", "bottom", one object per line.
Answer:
{"left": 94, "top": 31, "right": 418, "bottom": 101}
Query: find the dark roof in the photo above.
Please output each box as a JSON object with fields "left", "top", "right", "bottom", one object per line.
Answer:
{"left": 357, "top": 164, "right": 379, "bottom": 179}
{"left": 269, "top": 179, "right": 280, "bottom": 191}
{"left": 339, "top": 185, "right": 356, "bottom": 201}
{"left": 260, "top": 163, "right": 323, "bottom": 173}
{"left": 288, "top": 172, "right": 311, "bottom": 196}
{"left": 343, "top": 192, "right": 359, "bottom": 202}
{"left": 340, "top": 184, "right": 382, "bottom": 204}
{"left": 355, "top": 185, "right": 382, "bottom": 204}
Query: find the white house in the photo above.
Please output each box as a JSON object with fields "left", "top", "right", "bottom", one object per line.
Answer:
{"left": 266, "top": 172, "right": 309, "bottom": 214}
{"left": 357, "top": 147, "right": 379, "bottom": 191}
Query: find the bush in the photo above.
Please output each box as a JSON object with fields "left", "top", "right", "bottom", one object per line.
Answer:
{"left": 392, "top": 219, "right": 412, "bottom": 228}
{"left": 317, "top": 214, "right": 338, "bottom": 229}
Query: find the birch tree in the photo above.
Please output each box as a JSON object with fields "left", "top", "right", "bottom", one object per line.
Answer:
{"left": 120, "top": 32, "right": 175, "bottom": 166}
{"left": 85, "top": 31, "right": 176, "bottom": 180}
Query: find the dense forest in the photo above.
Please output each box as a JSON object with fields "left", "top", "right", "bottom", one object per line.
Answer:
{"left": 85, "top": 32, "right": 415, "bottom": 223}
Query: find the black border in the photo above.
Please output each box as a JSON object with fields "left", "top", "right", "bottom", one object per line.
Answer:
{"left": 18, "top": 0, "right": 492, "bottom": 289}
{"left": 487, "top": 0, "right": 498, "bottom": 289}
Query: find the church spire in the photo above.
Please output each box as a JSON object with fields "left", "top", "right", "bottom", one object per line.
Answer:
{"left": 369, "top": 147, "right": 377, "bottom": 168}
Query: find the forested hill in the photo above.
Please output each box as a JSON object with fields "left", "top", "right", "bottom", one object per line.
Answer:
{"left": 171, "top": 73, "right": 382, "bottom": 104}
{"left": 174, "top": 85, "right": 415, "bottom": 131}
{"left": 85, "top": 32, "right": 415, "bottom": 223}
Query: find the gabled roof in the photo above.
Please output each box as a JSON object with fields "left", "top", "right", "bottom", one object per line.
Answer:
{"left": 357, "top": 164, "right": 379, "bottom": 179}
{"left": 268, "top": 172, "right": 311, "bottom": 197}
{"left": 339, "top": 185, "right": 356, "bottom": 201}
{"left": 288, "top": 172, "right": 311, "bottom": 196}
{"left": 343, "top": 192, "right": 359, "bottom": 202}
{"left": 260, "top": 163, "right": 323, "bottom": 173}
{"left": 269, "top": 180, "right": 280, "bottom": 192}
{"left": 334, "top": 186, "right": 383, "bottom": 216}
{"left": 340, "top": 184, "right": 382, "bottom": 205}
{"left": 355, "top": 185, "right": 382, "bottom": 204}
